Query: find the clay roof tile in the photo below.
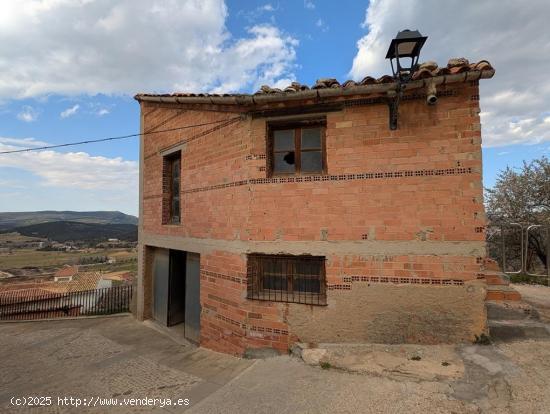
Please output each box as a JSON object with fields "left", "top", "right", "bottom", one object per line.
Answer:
{"left": 376, "top": 74, "right": 394, "bottom": 84}
{"left": 137, "top": 59, "right": 494, "bottom": 102}
{"left": 447, "top": 57, "right": 470, "bottom": 68}
{"left": 359, "top": 76, "right": 378, "bottom": 85}
{"left": 342, "top": 80, "right": 357, "bottom": 88}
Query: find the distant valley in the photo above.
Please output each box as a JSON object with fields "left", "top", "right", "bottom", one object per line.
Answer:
{"left": 8, "top": 221, "right": 137, "bottom": 243}
{"left": 0, "top": 210, "right": 137, "bottom": 232}
{"left": 0, "top": 211, "right": 139, "bottom": 281}
{"left": 0, "top": 211, "right": 138, "bottom": 243}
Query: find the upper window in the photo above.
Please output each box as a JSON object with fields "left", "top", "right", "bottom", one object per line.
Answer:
{"left": 247, "top": 254, "right": 326, "bottom": 305}
{"left": 268, "top": 120, "right": 326, "bottom": 176}
{"left": 163, "top": 152, "right": 181, "bottom": 224}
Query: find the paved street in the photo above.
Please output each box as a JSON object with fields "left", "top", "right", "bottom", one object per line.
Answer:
{"left": 2, "top": 315, "right": 550, "bottom": 413}
{"left": 0, "top": 316, "right": 252, "bottom": 413}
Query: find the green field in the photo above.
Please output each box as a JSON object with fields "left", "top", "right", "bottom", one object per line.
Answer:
{"left": 0, "top": 248, "right": 137, "bottom": 270}
{"left": 0, "top": 232, "right": 44, "bottom": 243}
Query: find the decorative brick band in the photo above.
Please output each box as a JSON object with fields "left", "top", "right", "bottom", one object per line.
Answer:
{"left": 215, "top": 313, "right": 246, "bottom": 329}
{"left": 339, "top": 275, "right": 465, "bottom": 286}
{"left": 183, "top": 167, "right": 474, "bottom": 194}
{"left": 248, "top": 325, "right": 289, "bottom": 336}
{"left": 203, "top": 307, "right": 289, "bottom": 336}
{"left": 201, "top": 269, "right": 246, "bottom": 285}
{"left": 327, "top": 284, "right": 352, "bottom": 290}
{"left": 245, "top": 154, "right": 267, "bottom": 160}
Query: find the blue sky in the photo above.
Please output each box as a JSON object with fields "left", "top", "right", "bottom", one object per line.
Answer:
{"left": 1, "top": 0, "right": 549, "bottom": 216}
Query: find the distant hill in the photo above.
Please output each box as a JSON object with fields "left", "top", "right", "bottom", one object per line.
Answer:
{"left": 0, "top": 211, "right": 137, "bottom": 232}
{"left": 7, "top": 221, "right": 137, "bottom": 243}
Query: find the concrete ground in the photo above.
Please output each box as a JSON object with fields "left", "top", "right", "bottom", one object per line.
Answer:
{"left": 513, "top": 283, "right": 550, "bottom": 321}
{"left": 2, "top": 316, "right": 550, "bottom": 413}
{"left": 189, "top": 341, "right": 550, "bottom": 414}
{"left": 0, "top": 315, "right": 253, "bottom": 413}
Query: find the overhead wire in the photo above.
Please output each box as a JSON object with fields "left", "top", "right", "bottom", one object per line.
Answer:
{"left": 0, "top": 116, "right": 242, "bottom": 155}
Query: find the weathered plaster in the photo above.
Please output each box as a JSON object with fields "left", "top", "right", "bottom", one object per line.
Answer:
{"left": 287, "top": 281, "right": 487, "bottom": 344}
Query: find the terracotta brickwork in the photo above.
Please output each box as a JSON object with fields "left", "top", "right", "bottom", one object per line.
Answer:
{"left": 138, "top": 80, "right": 488, "bottom": 356}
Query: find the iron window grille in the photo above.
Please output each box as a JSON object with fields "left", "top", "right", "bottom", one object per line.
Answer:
{"left": 247, "top": 254, "right": 327, "bottom": 305}
{"left": 267, "top": 118, "right": 326, "bottom": 177}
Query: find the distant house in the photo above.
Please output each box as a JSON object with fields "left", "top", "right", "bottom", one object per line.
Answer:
{"left": 47, "top": 272, "right": 106, "bottom": 293}
{"left": 45, "top": 272, "right": 111, "bottom": 313}
{"left": 0, "top": 271, "right": 122, "bottom": 320}
{"left": 102, "top": 271, "right": 132, "bottom": 282}
{"left": 53, "top": 265, "right": 79, "bottom": 282}
{"left": 0, "top": 287, "right": 80, "bottom": 319}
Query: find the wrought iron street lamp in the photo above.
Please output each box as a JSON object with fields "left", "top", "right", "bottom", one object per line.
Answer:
{"left": 386, "top": 29, "right": 427, "bottom": 130}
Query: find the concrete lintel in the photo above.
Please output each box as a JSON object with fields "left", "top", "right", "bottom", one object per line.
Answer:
{"left": 140, "top": 232, "right": 486, "bottom": 257}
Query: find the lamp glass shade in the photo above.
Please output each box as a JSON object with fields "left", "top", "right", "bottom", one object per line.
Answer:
{"left": 385, "top": 30, "right": 427, "bottom": 59}
{"left": 397, "top": 41, "right": 416, "bottom": 55}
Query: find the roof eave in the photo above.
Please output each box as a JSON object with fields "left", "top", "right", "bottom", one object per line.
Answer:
{"left": 134, "top": 68, "right": 494, "bottom": 106}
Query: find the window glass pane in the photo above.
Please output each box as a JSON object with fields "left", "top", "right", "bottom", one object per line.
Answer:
{"left": 263, "top": 273, "right": 287, "bottom": 291}
{"left": 172, "top": 199, "right": 180, "bottom": 221}
{"left": 172, "top": 179, "right": 180, "bottom": 195}
{"left": 273, "top": 129, "right": 295, "bottom": 151}
{"left": 301, "top": 151, "right": 322, "bottom": 172}
{"left": 294, "top": 259, "right": 321, "bottom": 293}
{"left": 262, "top": 258, "right": 288, "bottom": 291}
{"left": 301, "top": 128, "right": 321, "bottom": 149}
{"left": 172, "top": 159, "right": 180, "bottom": 178}
{"left": 294, "top": 278, "right": 320, "bottom": 293}
{"left": 274, "top": 152, "right": 296, "bottom": 173}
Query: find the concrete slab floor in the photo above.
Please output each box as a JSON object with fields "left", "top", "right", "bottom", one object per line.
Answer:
{"left": 2, "top": 316, "right": 550, "bottom": 413}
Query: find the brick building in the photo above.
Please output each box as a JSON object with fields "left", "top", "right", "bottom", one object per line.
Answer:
{"left": 135, "top": 58, "right": 494, "bottom": 356}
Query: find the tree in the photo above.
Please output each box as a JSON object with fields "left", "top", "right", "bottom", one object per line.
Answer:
{"left": 485, "top": 157, "right": 550, "bottom": 273}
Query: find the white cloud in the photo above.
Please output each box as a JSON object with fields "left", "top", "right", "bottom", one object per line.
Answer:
{"left": 60, "top": 104, "right": 80, "bottom": 118}
{"left": 16, "top": 106, "right": 39, "bottom": 122}
{"left": 0, "top": 1, "right": 297, "bottom": 98}
{"left": 304, "top": 0, "right": 315, "bottom": 10}
{"left": 0, "top": 137, "right": 50, "bottom": 147}
{"left": 350, "top": 0, "right": 550, "bottom": 147}
{"left": 316, "top": 18, "right": 328, "bottom": 32}
{"left": 97, "top": 108, "right": 110, "bottom": 116}
{"left": 237, "top": 3, "right": 277, "bottom": 22}
{"left": 0, "top": 138, "right": 138, "bottom": 214}
{"left": 0, "top": 139, "right": 137, "bottom": 192}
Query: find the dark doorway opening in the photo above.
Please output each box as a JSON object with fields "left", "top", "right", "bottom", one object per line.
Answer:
{"left": 152, "top": 248, "right": 201, "bottom": 343}
{"left": 168, "top": 250, "right": 186, "bottom": 326}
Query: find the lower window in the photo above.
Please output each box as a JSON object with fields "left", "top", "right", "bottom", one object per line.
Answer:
{"left": 247, "top": 254, "right": 326, "bottom": 305}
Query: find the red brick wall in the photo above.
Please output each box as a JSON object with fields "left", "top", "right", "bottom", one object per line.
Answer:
{"left": 140, "top": 81, "right": 486, "bottom": 355}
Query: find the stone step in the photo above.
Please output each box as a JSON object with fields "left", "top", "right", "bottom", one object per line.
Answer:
{"left": 486, "top": 285, "right": 521, "bottom": 301}
{"left": 488, "top": 319, "right": 550, "bottom": 341}
{"left": 486, "top": 300, "right": 539, "bottom": 321}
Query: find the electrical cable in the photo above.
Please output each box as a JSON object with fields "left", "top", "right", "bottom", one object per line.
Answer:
{"left": 0, "top": 116, "right": 242, "bottom": 155}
